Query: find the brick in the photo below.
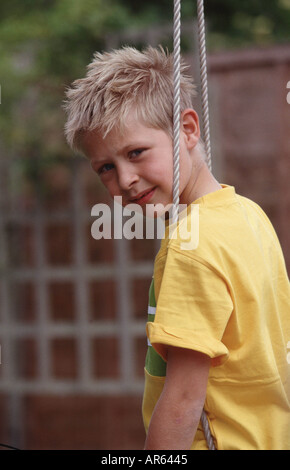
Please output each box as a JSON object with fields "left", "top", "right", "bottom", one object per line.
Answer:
{"left": 51, "top": 338, "right": 78, "bottom": 379}
{"left": 89, "top": 280, "right": 117, "bottom": 321}
{"left": 45, "top": 223, "right": 74, "bottom": 265}
{"left": 48, "top": 281, "right": 76, "bottom": 322}
{"left": 92, "top": 337, "right": 120, "bottom": 380}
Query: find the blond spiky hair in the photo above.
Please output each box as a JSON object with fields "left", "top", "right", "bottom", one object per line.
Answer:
{"left": 63, "top": 46, "right": 197, "bottom": 153}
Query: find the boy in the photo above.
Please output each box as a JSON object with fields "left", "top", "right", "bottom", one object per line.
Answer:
{"left": 64, "top": 46, "right": 290, "bottom": 450}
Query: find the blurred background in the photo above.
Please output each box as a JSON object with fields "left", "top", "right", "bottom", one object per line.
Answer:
{"left": 0, "top": 0, "right": 289, "bottom": 450}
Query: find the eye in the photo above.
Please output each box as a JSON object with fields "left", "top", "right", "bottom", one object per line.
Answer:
{"left": 98, "top": 163, "right": 114, "bottom": 175}
{"left": 129, "top": 148, "right": 146, "bottom": 159}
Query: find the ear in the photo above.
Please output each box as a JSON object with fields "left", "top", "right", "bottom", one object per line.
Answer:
{"left": 181, "top": 108, "right": 200, "bottom": 150}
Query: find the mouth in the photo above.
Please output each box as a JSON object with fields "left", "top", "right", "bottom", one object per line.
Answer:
{"left": 130, "top": 187, "right": 156, "bottom": 205}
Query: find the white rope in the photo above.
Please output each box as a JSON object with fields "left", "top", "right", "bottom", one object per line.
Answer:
{"left": 172, "top": 0, "right": 181, "bottom": 225}
{"left": 201, "top": 409, "right": 216, "bottom": 450}
{"left": 196, "top": 0, "right": 216, "bottom": 450}
{"left": 197, "top": 0, "right": 212, "bottom": 171}
{"left": 172, "top": 0, "right": 216, "bottom": 451}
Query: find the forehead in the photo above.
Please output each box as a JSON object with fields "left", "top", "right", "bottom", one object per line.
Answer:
{"left": 82, "top": 118, "right": 166, "bottom": 159}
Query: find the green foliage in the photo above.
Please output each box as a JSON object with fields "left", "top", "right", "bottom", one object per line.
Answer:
{"left": 119, "top": 0, "right": 290, "bottom": 49}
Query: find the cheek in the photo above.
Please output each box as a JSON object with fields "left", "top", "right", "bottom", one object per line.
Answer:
{"left": 147, "top": 156, "right": 173, "bottom": 187}
{"left": 101, "top": 178, "right": 120, "bottom": 199}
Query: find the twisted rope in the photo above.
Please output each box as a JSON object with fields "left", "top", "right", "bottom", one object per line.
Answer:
{"left": 172, "top": 0, "right": 181, "bottom": 225}
{"left": 197, "top": 4, "right": 215, "bottom": 448}
{"left": 201, "top": 410, "right": 216, "bottom": 450}
{"left": 172, "top": 0, "right": 216, "bottom": 451}
{"left": 197, "top": 0, "right": 212, "bottom": 171}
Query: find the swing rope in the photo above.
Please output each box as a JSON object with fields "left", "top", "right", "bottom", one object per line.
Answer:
{"left": 173, "top": 0, "right": 216, "bottom": 451}
{"left": 197, "top": 0, "right": 212, "bottom": 172}
{"left": 172, "top": 0, "right": 181, "bottom": 225}
{"left": 172, "top": 0, "right": 212, "bottom": 222}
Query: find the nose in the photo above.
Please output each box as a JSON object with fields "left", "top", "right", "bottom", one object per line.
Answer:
{"left": 117, "top": 163, "right": 139, "bottom": 191}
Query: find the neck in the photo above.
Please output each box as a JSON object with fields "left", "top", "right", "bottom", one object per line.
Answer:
{"left": 180, "top": 159, "right": 222, "bottom": 206}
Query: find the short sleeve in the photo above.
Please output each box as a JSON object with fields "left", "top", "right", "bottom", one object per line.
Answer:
{"left": 146, "top": 247, "right": 233, "bottom": 366}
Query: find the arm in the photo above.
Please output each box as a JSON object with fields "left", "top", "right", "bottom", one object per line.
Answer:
{"left": 144, "top": 346, "right": 210, "bottom": 450}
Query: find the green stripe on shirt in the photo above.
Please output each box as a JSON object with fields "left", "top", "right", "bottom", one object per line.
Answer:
{"left": 145, "top": 277, "right": 167, "bottom": 377}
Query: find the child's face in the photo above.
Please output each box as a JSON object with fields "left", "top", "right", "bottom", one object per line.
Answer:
{"left": 83, "top": 113, "right": 199, "bottom": 217}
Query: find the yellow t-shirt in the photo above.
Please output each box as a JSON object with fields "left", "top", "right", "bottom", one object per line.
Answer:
{"left": 142, "top": 185, "right": 290, "bottom": 450}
